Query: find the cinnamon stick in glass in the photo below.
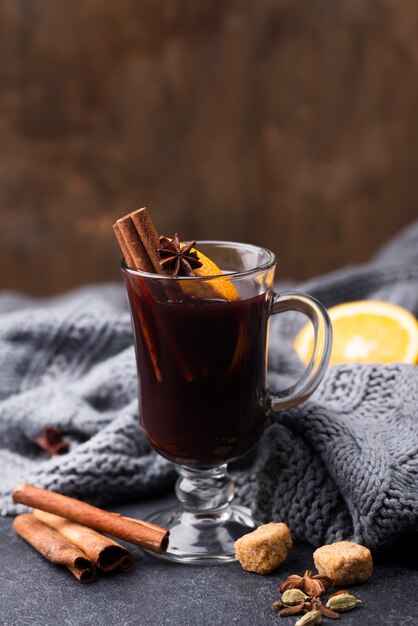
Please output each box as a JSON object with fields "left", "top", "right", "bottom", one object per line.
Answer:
{"left": 33, "top": 509, "right": 134, "bottom": 572}
{"left": 113, "top": 206, "right": 195, "bottom": 382}
{"left": 13, "top": 513, "right": 96, "bottom": 583}
{"left": 113, "top": 211, "right": 162, "bottom": 382}
{"left": 114, "top": 212, "right": 155, "bottom": 273}
{"left": 112, "top": 220, "right": 135, "bottom": 268}
{"left": 12, "top": 483, "right": 169, "bottom": 554}
{"left": 129, "top": 207, "right": 165, "bottom": 274}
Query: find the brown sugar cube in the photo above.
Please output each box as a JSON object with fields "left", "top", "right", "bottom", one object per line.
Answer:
{"left": 234, "top": 522, "right": 292, "bottom": 575}
{"left": 313, "top": 540, "right": 373, "bottom": 585}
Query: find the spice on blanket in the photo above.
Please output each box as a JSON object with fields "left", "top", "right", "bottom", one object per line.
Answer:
{"left": 35, "top": 426, "right": 69, "bottom": 456}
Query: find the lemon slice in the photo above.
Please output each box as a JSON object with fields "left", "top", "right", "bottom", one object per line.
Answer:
{"left": 294, "top": 300, "right": 418, "bottom": 365}
{"left": 180, "top": 245, "right": 239, "bottom": 301}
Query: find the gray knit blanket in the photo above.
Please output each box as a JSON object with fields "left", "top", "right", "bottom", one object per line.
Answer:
{"left": 1, "top": 222, "right": 418, "bottom": 550}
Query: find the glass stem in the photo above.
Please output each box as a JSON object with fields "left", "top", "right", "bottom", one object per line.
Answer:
{"left": 175, "top": 464, "right": 234, "bottom": 514}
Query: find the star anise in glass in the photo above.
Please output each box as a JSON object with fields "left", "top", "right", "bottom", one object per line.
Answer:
{"left": 158, "top": 233, "right": 203, "bottom": 277}
{"left": 279, "top": 570, "right": 334, "bottom": 597}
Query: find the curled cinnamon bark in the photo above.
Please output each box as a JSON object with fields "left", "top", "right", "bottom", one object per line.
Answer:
{"left": 130, "top": 208, "right": 165, "bottom": 274}
{"left": 113, "top": 206, "right": 198, "bottom": 383}
{"left": 33, "top": 509, "right": 134, "bottom": 572}
{"left": 112, "top": 220, "right": 135, "bottom": 268}
{"left": 113, "top": 210, "right": 163, "bottom": 382}
{"left": 13, "top": 483, "right": 169, "bottom": 554}
{"left": 114, "top": 212, "right": 155, "bottom": 272}
{"left": 13, "top": 513, "right": 96, "bottom": 583}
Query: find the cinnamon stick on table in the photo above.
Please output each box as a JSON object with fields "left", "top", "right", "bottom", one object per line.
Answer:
{"left": 33, "top": 509, "right": 134, "bottom": 572}
{"left": 13, "top": 513, "right": 96, "bottom": 583}
{"left": 12, "top": 483, "right": 169, "bottom": 554}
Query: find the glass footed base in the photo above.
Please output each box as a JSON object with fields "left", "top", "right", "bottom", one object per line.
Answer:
{"left": 147, "top": 504, "right": 258, "bottom": 564}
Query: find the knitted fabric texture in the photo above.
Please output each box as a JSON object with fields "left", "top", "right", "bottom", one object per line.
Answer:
{"left": 1, "top": 222, "right": 418, "bottom": 550}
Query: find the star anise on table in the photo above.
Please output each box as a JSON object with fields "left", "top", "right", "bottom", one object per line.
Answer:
{"left": 158, "top": 233, "right": 203, "bottom": 277}
{"left": 279, "top": 570, "right": 334, "bottom": 597}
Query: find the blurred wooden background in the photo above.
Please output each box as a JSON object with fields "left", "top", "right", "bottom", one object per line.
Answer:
{"left": 0, "top": 0, "right": 417, "bottom": 295}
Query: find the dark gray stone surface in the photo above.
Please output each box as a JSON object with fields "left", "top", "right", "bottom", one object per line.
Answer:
{"left": 1, "top": 493, "right": 417, "bottom": 626}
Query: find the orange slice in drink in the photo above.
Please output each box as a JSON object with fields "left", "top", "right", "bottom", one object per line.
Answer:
{"left": 180, "top": 244, "right": 239, "bottom": 301}
{"left": 294, "top": 300, "right": 418, "bottom": 365}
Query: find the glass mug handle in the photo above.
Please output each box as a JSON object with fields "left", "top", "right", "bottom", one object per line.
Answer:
{"left": 267, "top": 291, "right": 333, "bottom": 412}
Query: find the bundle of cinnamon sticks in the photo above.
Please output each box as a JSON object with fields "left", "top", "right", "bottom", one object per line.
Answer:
{"left": 12, "top": 483, "right": 169, "bottom": 583}
{"left": 113, "top": 207, "right": 171, "bottom": 383}
{"left": 114, "top": 207, "right": 200, "bottom": 383}
{"left": 113, "top": 207, "right": 165, "bottom": 275}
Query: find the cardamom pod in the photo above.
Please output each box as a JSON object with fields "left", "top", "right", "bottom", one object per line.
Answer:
{"left": 295, "top": 610, "right": 323, "bottom": 626}
{"left": 282, "top": 588, "right": 309, "bottom": 605}
{"left": 326, "top": 592, "right": 362, "bottom": 612}
{"left": 271, "top": 600, "right": 283, "bottom": 614}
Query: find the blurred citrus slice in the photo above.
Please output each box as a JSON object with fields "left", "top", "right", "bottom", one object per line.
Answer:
{"left": 180, "top": 244, "right": 239, "bottom": 301}
{"left": 294, "top": 300, "right": 418, "bottom": 365}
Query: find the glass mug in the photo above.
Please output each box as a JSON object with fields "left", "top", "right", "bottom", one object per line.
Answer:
{"left": 122, "top": 241, "right": 332, "bottom": 563}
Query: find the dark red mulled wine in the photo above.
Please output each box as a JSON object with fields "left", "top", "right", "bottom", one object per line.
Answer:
{"left": 123, "top": 275, "right": 271, "bottom": 468}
